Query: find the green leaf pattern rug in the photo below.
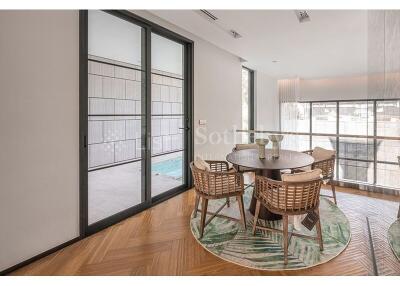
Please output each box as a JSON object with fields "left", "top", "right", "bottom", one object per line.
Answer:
{"left": 190, "top": 187, "right": 351, "bottom": 270}
{"left": 388, "top": 219, "right": 400, "bottom": 261}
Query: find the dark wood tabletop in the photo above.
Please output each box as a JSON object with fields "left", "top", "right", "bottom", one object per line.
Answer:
{"left": 226, "top": 148, "right": 314, "bottom": 221}
{"left": 226, "top": 148, "right": 314, "bottom": 171}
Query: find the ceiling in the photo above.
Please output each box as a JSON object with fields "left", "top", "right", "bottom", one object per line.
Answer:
{"left": 150, "top": 10, "right": 369, "bottom": 79}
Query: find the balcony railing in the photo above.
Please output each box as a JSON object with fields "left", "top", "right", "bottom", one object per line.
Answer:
{"left": 236, "top": 129, "right": 400, "bottom": 194}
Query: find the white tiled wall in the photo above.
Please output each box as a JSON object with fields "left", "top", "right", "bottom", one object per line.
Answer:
{"left": 88, "top": 59, "right": 185, "bottom": 168}
{"left": 88, "top": 59, "right": 142, "bottom": 168}
{"left": 151, "top": 72, "right": 184, "bottom": 156}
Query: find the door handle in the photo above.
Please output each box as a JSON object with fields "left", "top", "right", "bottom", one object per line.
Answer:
{"left": 179, "top": 127, "right": 190, "bottom": 131}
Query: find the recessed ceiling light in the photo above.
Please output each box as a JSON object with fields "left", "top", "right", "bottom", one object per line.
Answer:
{"left": 294, "top": 10, "right": 311, "bottom": 23}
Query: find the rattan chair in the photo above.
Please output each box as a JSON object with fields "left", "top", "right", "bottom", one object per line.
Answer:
{"left": 302, "top": 149, "right": 337, "bottom": 204}
{"left": 252, "top": 174, "right": 324, "bottom": 265}
{"left": 190, "top": 160, "right": 246, "bottom": 238}
{"left": 232, "top": 144, "right": 258, "bottom": 173}
{"left": 232, "top": 144, "right": 258, "bottom": 189}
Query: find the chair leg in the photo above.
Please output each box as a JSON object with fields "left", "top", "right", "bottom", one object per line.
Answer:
{"left": 398, "top": 203, "right": 400, "bottom": 219}
{"left": 283, "top": 215, "right": 289, "bottom": 265}
{"left": 193, "top": 194, "right": 200, "bottom": 218}
{"left": 315, "top": 208, "right": 324, "bottom": 251}
{"left": 252, "top": 200, "right": 261, "bottom": 235}
{"left": 199, "top": 198, "right": 208, "bottom": 239}
{"left": 226, "top": 197, "right": 230, "bottom": 207}
{"left": 331, "top": 183, "right": 337, "bottom": 205}
{"left": 237, "top": 195, "right": 246, "bottom": 229}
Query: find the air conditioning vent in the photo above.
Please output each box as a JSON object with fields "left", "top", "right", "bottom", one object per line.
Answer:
{"left": 200, "top": 10, "right": 218, "bottom": 21}
{"left": 295, "top": 10, "right": 311, "bottom": 23}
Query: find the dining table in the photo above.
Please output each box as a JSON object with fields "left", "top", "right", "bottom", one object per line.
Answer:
{"left": 226, "top": 148, "right": 314, "bottom": 221}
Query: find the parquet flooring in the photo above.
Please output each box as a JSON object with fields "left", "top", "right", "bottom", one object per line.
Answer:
{"left": 10, "top": 185, "right": 400, "bottom": 275}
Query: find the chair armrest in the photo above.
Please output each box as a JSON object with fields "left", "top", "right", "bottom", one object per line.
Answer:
{"left": 194, "top": 169, "right": 244, "bottom": 195}
{"left": 206, "top": 160, "right": 230, "bottom": 172}
{"left": 312, "top": 156, "right": 335, "bottom": 179}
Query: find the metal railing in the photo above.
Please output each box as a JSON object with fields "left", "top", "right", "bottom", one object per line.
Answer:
{"left": 236, "top": 129, "right": 400, "bottom": 193}
{"left": 236, "top": 129, "right": 400, "bottom": 141}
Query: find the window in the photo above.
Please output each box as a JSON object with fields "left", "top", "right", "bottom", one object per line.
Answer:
{"left": 280, "top": 102, "right": 310, "bottom": 151}
{"left": 312, "top": 102, "right": 337, "bottom": 134}
{"left": 281, "top": 102, "right": 310, "bottom": 132}
{"left": 241, "top": 67, "right": 254, "bottom": 143}
{"left": 279, "top": 99, "right": 400, "bottom": 189}
{"left": 376, "top": 100, "right": 400, "bottom": 188}
{"left": 311, "top": 102, "right": 337, "bottom": 151}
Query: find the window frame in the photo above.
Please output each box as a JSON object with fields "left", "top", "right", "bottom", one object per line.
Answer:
{"left": 280, "top": 98, "right": 400, "bottom": 188}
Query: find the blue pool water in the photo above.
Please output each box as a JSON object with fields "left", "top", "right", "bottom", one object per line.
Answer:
{"left": 152, "top": 156, "right": 183, "bottom": 179}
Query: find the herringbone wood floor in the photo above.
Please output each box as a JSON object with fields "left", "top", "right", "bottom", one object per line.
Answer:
{"left": 11, "top": 185, "right": 400, "bottom": 275}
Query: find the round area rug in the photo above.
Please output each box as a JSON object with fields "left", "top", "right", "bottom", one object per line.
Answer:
{"left": 190, "top": 187, "right": 351, "bottom": 270}
{"left": 388, "top": 219, "right": 400, "bottom": 261}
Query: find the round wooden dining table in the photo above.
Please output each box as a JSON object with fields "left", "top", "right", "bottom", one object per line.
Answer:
{"left": 226, "top": 148, "right": 314, "bottom": 221}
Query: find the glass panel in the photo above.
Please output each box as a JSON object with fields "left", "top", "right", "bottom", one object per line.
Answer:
{"left": 338, "top": 159, "right": 374, "bottom": 184}
{"left": 151, "top": 33, "right": 183, "bottom": 76}
{"left": 88, "top": 10, "right": 142, "bottom": 66}
{"left": 281, "top": 135, "right": 310, "bottom": 152}
{"left": 152, "top": 151, "right": 184, "bottom": 196}
{"left": 241, "top": 68, "right": 250, "bottom": 143}
{"left": 312, "top": 102, "right": 337, "bottom": 134}
{"left": 312, "top": 136, "right": 336, "bottom": 150}
{"left": 339, "top": 101, "right": 374, "bottom": 135}
{"left": 376, "top": 100, "right": 400, "bottom": 137}
{"left": 377, "top": 139, "right": 400, "bottom": 163}
{"left": 376, "top": 100, "right": 400, "bottom": 165}
{"left": 151, "top": 33, "right": 184, "bottom": 197}
{"left": 281, "top": 102, "right": 310, "bottom": 132}
{"left": 339, "top": 138, "right": 374, "bottom": 161}
{"left": 88, "top": 11, "right": 143, "bottom": 224}
{"left": 376, "top": 163, "right": 400, "bottom": 188}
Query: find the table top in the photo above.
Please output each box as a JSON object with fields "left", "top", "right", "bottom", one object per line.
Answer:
{"left": 226, "top": 149, "right": 314, "bottom": 171}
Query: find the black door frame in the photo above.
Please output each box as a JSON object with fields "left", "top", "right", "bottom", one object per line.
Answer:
{"left": 79, "top": 10, "right": 194, "bottom": 237}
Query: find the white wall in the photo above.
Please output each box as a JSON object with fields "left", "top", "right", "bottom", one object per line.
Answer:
{"left": 133, "top": 10, "right": 243, "bottom": 161}
{"left": 0, "top": 11, "right": 79, "bottom": 271}
{"left": 298, "top": 75, "right": 369, "bottom": 102}
{"left": 255, "top": 71, "right": 279, "bottom": 132}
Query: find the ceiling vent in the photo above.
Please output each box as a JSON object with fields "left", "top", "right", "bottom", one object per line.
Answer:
{"left": 196, "top": 10, "right": 243, "bottom": 40}
{"left": 295, "top": 10, "right": 311, "bottom": 23}
{"left": 200, "top": 10, "right": 218, "bottom": 21}
{"left": 229, "top": 30, "right": 242, "bottom": 39}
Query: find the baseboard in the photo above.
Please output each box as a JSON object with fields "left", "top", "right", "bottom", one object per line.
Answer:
{"left": 332, "top": 179, "right": 400, "bottom": 196}
{"left": 0, "top": 237, "right": 80, "bottom": 276}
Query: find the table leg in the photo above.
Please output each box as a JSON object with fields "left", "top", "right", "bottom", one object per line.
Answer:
{"left": 249, "top": 169, "right": 283, "bottom": 221}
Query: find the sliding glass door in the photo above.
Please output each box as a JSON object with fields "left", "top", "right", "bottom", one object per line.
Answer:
{"left": 151, "top": 33, "right": 185, "bottom": 197}
{"left": 80, "top": 10, "right": 193, "bottom": 234}
{"left": 87, "top": 10, "right": 144, "bottom": 225}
